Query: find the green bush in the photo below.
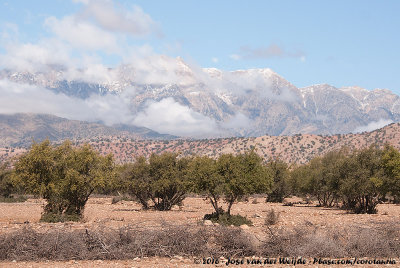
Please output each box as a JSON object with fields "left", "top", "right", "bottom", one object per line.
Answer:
{"left": 111, "top": 195, "right": 132, "bottom": 204}
{"left": 0, "top": 195, "right": 27, "bottom": 203}
{"left": 40, "top": 212, "right": 81, "bottom": 223}
{"left": 204, "top": 212, "right": 253, "bottom": 226}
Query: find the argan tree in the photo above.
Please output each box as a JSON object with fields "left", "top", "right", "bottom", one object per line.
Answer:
{"left": 121, "top": 152, "right": 192, "bottom": 211}
{"left": 339, "top": 146, "right": 385, "bottom": 214}
{"left": 189, "top": 155, "right": 224, "bottom": 216}
{"left": 381, "top": 145, "right": 400, "bottom": 203}
{"left": 192, "top": 150, "right": 273, "bottom": 217}
{"left": 0, "top": 162, "right": 13, "bottom": 198}
{"left": 290, "top": 150, "right": 344, "bottom": 207}
{"left": 14, "top": 140, "right": 114, "bottom": 221}
{"left": 119, "top": 157, "right": 152, "bottom": 209}
{"left": 266, "top": 159, "right": 290, "bottom": 203}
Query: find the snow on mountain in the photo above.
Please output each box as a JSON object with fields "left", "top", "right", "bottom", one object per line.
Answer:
{"left": 0, "top": 57, "right": 399, "bottom": 137}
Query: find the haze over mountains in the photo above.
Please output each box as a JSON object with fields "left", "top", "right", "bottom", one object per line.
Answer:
{"left": 0, "top": 57, "right": 398, "bottom": 138}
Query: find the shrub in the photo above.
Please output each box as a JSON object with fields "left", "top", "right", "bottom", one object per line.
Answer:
{"left": 111, "top": 196, "right": 132, "bottom": 204}
{"left": 261, "top": 222, "right": 400, "bottom": 258}
{"left": 204, "top": 212, "right": 253, "bottom": 226}
{"left": 0, "top": 195, "right": 27, "bottom": 203}
{"left": 0, "top": 223, "right": 398, "bottom": 260}
{"left": 0, "top": 224, "right": 256, "bottom": 260}
{"left": 40, "top": 212, "right": 82, "bottom": 223}
{"left": 264, "top": 209, "right": 279, "bottom": 226}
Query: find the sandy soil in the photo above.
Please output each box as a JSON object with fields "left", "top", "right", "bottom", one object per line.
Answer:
{"left": 0, "top": 196, "right": 399, "bottom": 267}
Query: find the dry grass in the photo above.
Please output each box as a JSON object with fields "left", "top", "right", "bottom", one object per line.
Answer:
{"left": 0, "top": 224, "right": 256, "bottom": 261}
{"left": 1, "top": 197, "right": 400, "bottom": 265}
{"left": 0, "top": 221, "right": 398, "bottom": 261}
{"left": 262, "top": 222, "right": 400, "bottom": 258}
{"left": 264, "top": 208, "right": 280, "bottom": 226}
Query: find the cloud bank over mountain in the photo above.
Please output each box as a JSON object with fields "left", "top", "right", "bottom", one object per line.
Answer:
{"left": 353, "top": 119, "right": 394, "bottom": 133}
{"left": 0, "top": 0, "right": 398, "bottom": 138}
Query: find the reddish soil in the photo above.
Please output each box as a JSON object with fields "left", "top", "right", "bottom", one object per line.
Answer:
{"left": 0, "top": 197, "right": 399, "bottom": 267}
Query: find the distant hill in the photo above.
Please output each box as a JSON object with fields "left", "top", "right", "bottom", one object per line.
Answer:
{"left": 82, "top": 123, "right": 400, "bottom": 164}
{"left": 2, "top": 119, "right": 400, "bottom": 165}
{"left": 0, "top": 113, "right": 176, "bottom": 147}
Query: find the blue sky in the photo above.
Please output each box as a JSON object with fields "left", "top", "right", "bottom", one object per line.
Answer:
{"left": 1, "top": 0, "right": 399, "bottom": 93}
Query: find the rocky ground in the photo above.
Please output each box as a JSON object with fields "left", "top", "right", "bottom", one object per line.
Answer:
{"left": 0, "top": 197, "right": 399, "bottom": 267}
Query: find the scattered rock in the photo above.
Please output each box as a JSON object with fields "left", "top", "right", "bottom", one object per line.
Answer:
{"left": 204, "top": 220, "right": 213, "bottom": 226}
{"left": 240, "top": 224, "right": 250, "bottom": 230}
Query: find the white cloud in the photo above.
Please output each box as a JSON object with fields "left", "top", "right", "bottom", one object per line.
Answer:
{"left": 229, "top": 54, "right": 241, "bottom": 60}
{"left": 0, "top": 0, "right": 159, "bottom": 76}
{"left": 353, "top": 119, "right": 393, "bottom": 133}
{"left": 122, "top": 52, "right": 197, "bottom": 85}
{"left": 0, "top": 0, "right": 301, "bottom": 138}
{"left": 0, "top": 79, "right": 134, "bottom": 126}
{"left": 0, "top": 77, "right": 221, "bottom": 137}
{"left": 133, "top": 97, "right": 218, "bottom": 137}
{"left": 72, "top": 0, "right": 90, "bottom": 4}
{"left": 236, "top": 44, "right": 305, "bottom": 60}
{"left": 222, "top": 112, "right": 252, "bottom": 129}
{"left": 202, "top": 68, "right": 296, "bottom": 102}
{"left": 0, "top": 39, "right": 72, "bottom": 72}
{"left": 63, "top": 60, "right": 119, "bottom": 84}
{"left": 1, "top": 23, "right": 19, "bottom": 43}
{"left": 45, "top": 15, "right": 119, "bottom": 52}
{"left": 79, "top": 0, "right": 158, "bottom": 36}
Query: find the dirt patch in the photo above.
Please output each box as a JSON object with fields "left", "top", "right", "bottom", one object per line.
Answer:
{"left": 0, "top": 197, "right": 399, "bottom": 266}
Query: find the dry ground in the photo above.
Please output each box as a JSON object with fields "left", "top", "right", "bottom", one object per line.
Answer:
{"left": 0, "top": 196, "right": 399, "bottom": 267}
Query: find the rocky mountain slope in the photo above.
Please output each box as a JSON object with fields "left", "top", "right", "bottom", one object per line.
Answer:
{"left": 2, "top": 122, "right": 400, "bottom": 165}
{"left": 1, "top": 58, "right": 399, "bottom": 137}
{"left": 0, "top": 113, "right": 175, "bottom": 147}
{"left": 85, "top": 122, "right": 400, "bottom": 164}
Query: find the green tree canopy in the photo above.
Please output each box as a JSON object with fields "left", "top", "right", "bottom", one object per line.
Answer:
{"left": 0, "top": 162, "right": 13, "bottom": 198}
{"left": 14, "top": 139, "right": 114, "bottom": 221}
{"left": 266, "top": 158, "right": 290, "bottom": 203}
{"left": 381, "top": 145, "right": 400, "bottom": 203}
{"left": 191, "top": 150, "right": 273, "bottom": 216}
{"left": 120, "top": 152, "right": 192, "bottom": 211}
{"left": 339, "top": 146, "right": 386, "bottom": 214}
{"left": 189, "top": 155, "right": 224, "bottom": 215}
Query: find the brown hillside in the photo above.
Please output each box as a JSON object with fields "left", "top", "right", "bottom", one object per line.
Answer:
{"left": 2, "top": 123, "right": 400, "bottom": 165}
{"left": 85, "top": 122, "right": 400, "bottom": 164}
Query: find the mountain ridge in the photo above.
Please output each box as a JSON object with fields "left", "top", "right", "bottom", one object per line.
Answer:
{"left": 0, "top": 59, "right": 399, "bottom": 137}
{"left": 0, "top": 113, "right": 176, "bottom": 147}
